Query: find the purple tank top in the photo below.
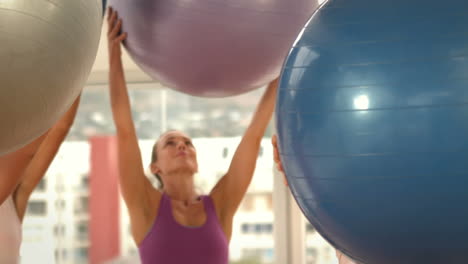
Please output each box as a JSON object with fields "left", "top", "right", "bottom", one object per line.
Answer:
{"left": 138, "top": 193, "right": 229, "bottom": 264}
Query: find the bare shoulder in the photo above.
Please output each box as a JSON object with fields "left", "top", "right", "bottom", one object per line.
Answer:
{"left": 131, "top": 184, "right": 163, "bottom": 245}
{"left": 209, "top": 188, "right": 233, "bottom": 226}
{"left": 208, "top": 191, "right": 235, "bottom": 241}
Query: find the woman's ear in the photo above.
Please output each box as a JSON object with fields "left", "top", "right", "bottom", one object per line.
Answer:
{"left": 150, "top": 163, "right": 160, "bottom": 175}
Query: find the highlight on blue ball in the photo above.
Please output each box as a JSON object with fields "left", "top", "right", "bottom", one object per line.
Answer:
{"left": 276, "top": 0, "right": 468, "bottom": 263}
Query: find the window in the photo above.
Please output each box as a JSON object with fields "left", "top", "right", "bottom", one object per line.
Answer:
{"left": 305, "top": 216, "right": 338, "bottom": 264}
{"left": 81, "top": 175, "right": 89, "bottom": 189}
{"left": 54, "top": 225, "right": 66, "bottom": 237}
{"left": 27, "top": 201, "right": 47, "bottom": 215}
{"left": 76, "top": 221, "right": 89, "bottom": 241}
{"left": 55, "top": 182, "right": 65, "bottom": 192}
{"left": 306, "top": 223, "right": 316, "bottom": 233}
{"left": 240, "top": 248, "right": 274, "bottom": 264}
{"left": 36, "top": 178, "right": 46, "bottom": 192}
{"left": 74, "top": 247, "right": 88, "bottom": 260}
{"left": 74, "top": 197, "right": 88, "bottom": 214}
{"left": 55, "top": 249, "right": 67, "bottom": 261}
{"left": 129, "top": 248, "right": 138, "bottom": 256}
{"left": 306, "top": 248, "right": 318, "bottom": 264}
{"left": 241, "top": 224, "right": 249, "bottom": 233}
{"left": 241, "top": 223, "right": 273, "bottom": 235}
{"left": 55, "top": 199, "right": 66, "bottom": 210}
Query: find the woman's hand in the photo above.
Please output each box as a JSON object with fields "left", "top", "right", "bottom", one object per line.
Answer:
{"left": 107, "top": 7, "right": 127, "bottom": 64}
{"left": 271, "top": 134, "right": 284, "bottom": 173}
{"left": 272, "top": 134, "right": 288, "bottom": 186}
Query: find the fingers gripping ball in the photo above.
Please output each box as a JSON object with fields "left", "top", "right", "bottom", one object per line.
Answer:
{"left": 0, "top": 0, "right": 102, "bottom": 155}
{"left": 108, "top": 0, "right": 319, "bottom": 97}
{"left": 276, "top": 0, "right": 468, "bottom": 263}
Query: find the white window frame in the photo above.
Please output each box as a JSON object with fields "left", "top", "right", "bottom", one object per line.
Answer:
{"left": 273, "top": 157, "right": 307, "bottom": 264}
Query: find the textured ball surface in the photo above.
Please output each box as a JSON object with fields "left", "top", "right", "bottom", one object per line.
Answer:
{"left": 276, "top": 0, "right": 468, "bottom": 263}
{"left": 109, "top": 0, "right": 318, "bottom": 97}
{"left": 0, "top": 0, "right": 102, "bottom": 155}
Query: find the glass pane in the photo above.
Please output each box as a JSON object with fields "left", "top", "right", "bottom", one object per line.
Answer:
{"left": 305, "top": 218, "right": 340, "bottom": 264}
{"left": 27, "top": 201, "right": 47, "bottom": 216}
{"left": 21, "top": 83, "right": 275, "bottom": 264}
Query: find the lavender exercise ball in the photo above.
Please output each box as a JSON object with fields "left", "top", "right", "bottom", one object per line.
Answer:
{"left": 109, "top": 0, "right": 318, "bottom": 97}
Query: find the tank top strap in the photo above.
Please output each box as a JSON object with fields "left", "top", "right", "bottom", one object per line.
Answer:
{"left": 201, "top": 195, "right": 218, "bottom": 223}
{"left": 159, "top": 192, "right": 171, "bottom": 214}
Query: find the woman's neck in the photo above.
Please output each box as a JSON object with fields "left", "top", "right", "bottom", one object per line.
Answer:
{"left": 163, "top": 174, "right": 198, "bottom": 204}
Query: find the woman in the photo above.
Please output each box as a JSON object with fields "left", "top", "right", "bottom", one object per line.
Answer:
{"left": 272, "top": 135, "right": 360, "bottom": 264}
{"left": 107, "top": 7, "right": 277, "bottom": 264}
{"left": 0, "top": 96, "right": 80, "bottom": 263}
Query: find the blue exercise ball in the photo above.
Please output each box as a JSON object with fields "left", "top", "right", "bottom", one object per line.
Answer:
{"left": 276, "top": 0, "right": 468, "bottom": 263}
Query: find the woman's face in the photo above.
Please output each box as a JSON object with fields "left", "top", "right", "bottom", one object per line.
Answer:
{"left": 152, "top": 131, "right": 198, "bottom": 179}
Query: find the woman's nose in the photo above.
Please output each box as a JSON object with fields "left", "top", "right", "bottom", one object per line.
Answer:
{"left": 177, "top": 142, "right": 186, "bottom": 149}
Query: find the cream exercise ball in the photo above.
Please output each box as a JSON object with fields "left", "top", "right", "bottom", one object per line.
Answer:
{"left": 0, "top": 0, "right": 102, "bottom": 155}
